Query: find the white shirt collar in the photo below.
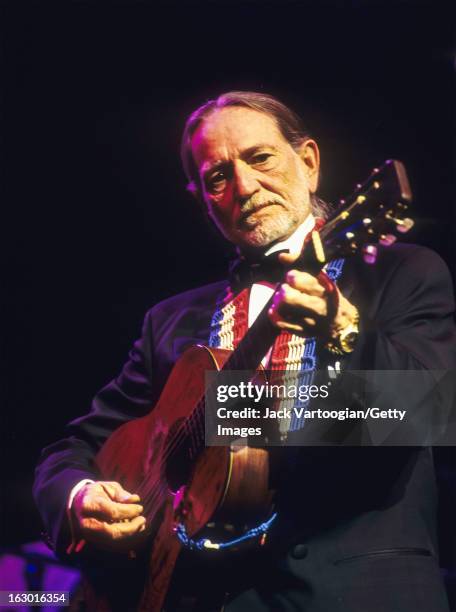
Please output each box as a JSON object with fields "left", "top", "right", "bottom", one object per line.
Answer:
{"left": 264, "top": 214, "right": 315, "bottom": 258}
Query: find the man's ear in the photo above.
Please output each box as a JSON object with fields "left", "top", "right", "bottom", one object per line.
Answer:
{"left": 297, "top": 139, "right": 320, "bottom": 193}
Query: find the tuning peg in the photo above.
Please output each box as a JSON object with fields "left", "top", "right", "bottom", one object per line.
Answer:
{"left": 396, "top": 217, "right": 414, "bottom": 233}
{"left": 379, "top": 234, "right": 397, "bottom": 247}
{"left": 386, "top": 213, "right": 414, "bottom": 233}
{"left": 363, "top": 244, "right": 377, "bottom": 264}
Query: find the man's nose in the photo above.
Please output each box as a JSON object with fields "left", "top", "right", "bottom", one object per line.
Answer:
{"left": 233, "top": 161, "right": 259, "bottom": 204}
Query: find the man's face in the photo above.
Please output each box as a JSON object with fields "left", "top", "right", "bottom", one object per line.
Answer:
{"left": 190, "top": 106, "right": 320, "bottom": 253}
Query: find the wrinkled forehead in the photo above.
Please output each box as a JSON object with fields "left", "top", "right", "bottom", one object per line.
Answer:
{"left": 190, "top": 106, "right": 288, "bottom": 170}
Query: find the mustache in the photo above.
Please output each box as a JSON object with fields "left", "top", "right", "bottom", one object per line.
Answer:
{"left": 238, "top": 195, "right": 287, "bottom": 223}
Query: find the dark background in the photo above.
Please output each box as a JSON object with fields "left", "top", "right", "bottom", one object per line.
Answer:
{"left": 2, "top": 0, "right": 455, "bottom": 595}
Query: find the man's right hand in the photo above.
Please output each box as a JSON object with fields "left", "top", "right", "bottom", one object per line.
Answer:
{"left": 72, "top": 481, "right": 146, "bottom": 549}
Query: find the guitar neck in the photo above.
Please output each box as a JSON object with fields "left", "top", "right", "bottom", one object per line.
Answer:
{"left": 220, "top": 159, "right": 413, "bottom": 374}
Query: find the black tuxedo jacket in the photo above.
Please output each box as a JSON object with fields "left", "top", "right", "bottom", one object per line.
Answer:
{"left": 34, "top": 244, "right": 456, "bottom": 611}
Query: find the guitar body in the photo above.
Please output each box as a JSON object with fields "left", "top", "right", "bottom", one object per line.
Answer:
{"left": 87, "top": 345, "right": 274, "bottom": 611}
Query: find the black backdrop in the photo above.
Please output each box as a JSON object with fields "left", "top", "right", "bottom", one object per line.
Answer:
{"left": 2, "top": 0, "right": 455, "bottom": 588}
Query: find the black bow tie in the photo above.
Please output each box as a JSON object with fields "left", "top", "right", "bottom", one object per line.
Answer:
{"left": 229, "top": 250, "right": 289, "bottom": 292}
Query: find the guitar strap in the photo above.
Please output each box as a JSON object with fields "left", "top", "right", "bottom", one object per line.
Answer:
{"left": 208, "top": 258, "right": 345, "bottom": 434}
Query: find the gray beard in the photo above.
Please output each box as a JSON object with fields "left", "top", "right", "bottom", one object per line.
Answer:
{"left": 238, "top": 209, "right": 301, "bottom": 249}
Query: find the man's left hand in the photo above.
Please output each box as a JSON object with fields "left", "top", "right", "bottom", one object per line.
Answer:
{"left": 267, "top": 252, "right": 358, "bottom": 339}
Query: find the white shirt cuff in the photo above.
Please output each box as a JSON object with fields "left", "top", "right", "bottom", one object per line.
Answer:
{"left": 66, "top": 478, "right": 94, "bottom": 554}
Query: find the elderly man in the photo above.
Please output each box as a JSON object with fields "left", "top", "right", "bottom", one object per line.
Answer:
{"left": 34, "top": 92, "right": 455, "bottom": 611}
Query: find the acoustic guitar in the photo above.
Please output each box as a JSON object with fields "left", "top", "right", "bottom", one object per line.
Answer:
{"left": 85, "top": 160, "right": 413, "bottom": 610}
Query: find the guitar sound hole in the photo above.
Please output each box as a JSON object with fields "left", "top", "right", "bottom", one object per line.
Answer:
{"left": 164, "top": 418, "right": 194, "bottom": 493}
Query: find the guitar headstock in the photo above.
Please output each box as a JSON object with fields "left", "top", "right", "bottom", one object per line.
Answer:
{"left": 319, "top": 159, "right": 413, "bottom": 265}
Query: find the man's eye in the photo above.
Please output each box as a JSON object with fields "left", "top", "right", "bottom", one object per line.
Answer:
{"left": 251, "top": 153, "right": 272, "bottom": 165}
{"left": 208, "top": 173, "right": 226, "bottom": 193}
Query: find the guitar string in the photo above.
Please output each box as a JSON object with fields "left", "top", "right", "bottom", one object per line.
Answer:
{"left": 136, "top": 334, "right": 279, "bottom": 519}
{"left": 135, "top": 397, "right": 207, "bottom": 516}
{"left": 134, "top": 335, "right": 263, "bottom": 513}
{"left": 137, "top": 425, "right": 205, "bottom": 523}
{"left": 134, "top": 319, "right": 277, "bottom": 517}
